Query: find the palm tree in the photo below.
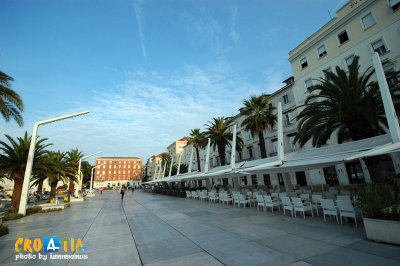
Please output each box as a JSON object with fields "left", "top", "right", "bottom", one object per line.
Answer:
{"left": 81, "top": 161, "right": 92, "bottom": 187}
{"left": 187, "top": 129, "right": 207, "bottom": 172}
{"left": 0, "top": 132, "right": 51, "bottom": 211}
{"left": 294, "top": 56, "right": 400, "bottom": 148}
{"left": 45, "top": 151, "right": 74, "bottom": 201}
{"left": 0, "top": 70, "right": 24, "bottom": 126}
{"left": 205, "top": 117, "right": 243, "bottom": 166}
{"left": 66, "top": 149, "right": 84, "bottom": 198}
{"left": 160, "top": 153, "right": 171, "bottom": 177}
{"left": 240, "top": 94, "right": 277, "bottom": 158}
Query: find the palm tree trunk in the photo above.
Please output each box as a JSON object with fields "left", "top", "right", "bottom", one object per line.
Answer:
{"left": 68, "top": 177, "right": 74, "bottom": 200}
{"left": 217, "top": 143, "right": 226, "bottom": 166}
{"left": 196, "top": 147, "right": 201, "bottom": 172}
{"left": 11, "top": 172, "right": 24, "bottom": 212}
{"left": 49, "top": 182, "right": 57, "bottom": 202}
{"left": 258, "top": 131, "right": 267, "bottom": 158}
{"left": 37, "top": 179, "right": 44, "bottom": 195}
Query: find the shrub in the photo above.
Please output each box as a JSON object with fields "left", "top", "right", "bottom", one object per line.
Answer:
{"left": 26, "top": 206, "right": 42, "bottom": 215}
{"left": 2, "top": 211, "right": 23, "bottom": 221}
{"left": 0, "top": 224, "right": 8, "bottom": 237}
{"left": 353, "top": 175, "right": 400, "bottom": 221}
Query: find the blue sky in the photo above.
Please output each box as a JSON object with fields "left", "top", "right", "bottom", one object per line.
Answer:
{"left": 0, "top": 0, "right": 346, "bottom": 163}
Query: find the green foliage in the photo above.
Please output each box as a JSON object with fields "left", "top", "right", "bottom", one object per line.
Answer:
{"left": 0, "top": 70, "right": 24, "bottom": 126}
{"left": 2, "top": 210, "right": 23, "bottom": 221}
{"left": 353, "top": 175, "right": 400, "bottom": 221}
{"left": 294, "top": 56, "right": 399, "bottom": 147}
{"left": 57, "top": 184, "right": 68, "bottom": 190}
{"left": 188, "top": 128, "right": 207, "bottom": 172}
{"left": 170, "top": 164, "right": 188, "bottom": 176}
{"left": 205, "top": 117, "right": 243, "bottom": 166}
{"left": 0, "top": 224, "right": 8, "bottom": 237}
{"left": 26, "top": 206, "right": 42, "bottom": 215}
{"left": 240, "top": 94, "right": 276, "bottom": 158}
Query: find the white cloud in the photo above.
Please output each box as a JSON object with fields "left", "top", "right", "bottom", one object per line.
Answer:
{"left": 132, "top": 0, "right": 147, "bottom": 60}
{"left": 0, "top": 62, "right": 287, "bottom": 164}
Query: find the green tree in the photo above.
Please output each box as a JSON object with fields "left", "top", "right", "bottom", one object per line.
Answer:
{"left": 66, "top": 149, "right": 84, "bottom": 198}
{"left": 0, "top": 132, "right": 51, "bottom": 211}
{"left": 81, "top": 161, "right": 92, "bottom": 187}
{"left": 160, "top": 153, "right": 171, "bottom": 176}
{"left": 0, "top": 70, "right": 24, "bottom": 126}
{"left": 171, "top": 163, "right": 188, "bottom": 176}
{"left": 294, "top": 56, "right": 399, "bottom": 147}
{"left": 205, "top": 117, "right": 243, "bottom": 166}
{"left": 45, "top": 151, "right": 74, "bottom": 201}
{"left": 187, "top": 128, "right": 207, "bottom": 171}
{"left": 240, "top": 94, "right": 277, "bottom": 158}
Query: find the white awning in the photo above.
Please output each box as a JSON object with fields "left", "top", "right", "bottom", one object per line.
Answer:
{"left": 347, "top": 141, "right": 400, "bottom": 160}
{"left": 245, "top": 134, "right": 392, "bottom": 174}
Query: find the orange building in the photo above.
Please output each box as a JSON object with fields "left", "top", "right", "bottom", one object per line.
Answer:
{"left": 94, "top": 157, "right": 142, "bottom": 188}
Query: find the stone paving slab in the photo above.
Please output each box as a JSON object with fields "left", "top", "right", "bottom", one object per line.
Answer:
{"left": 1, "top": 191, "right": 400, "bottom": 266}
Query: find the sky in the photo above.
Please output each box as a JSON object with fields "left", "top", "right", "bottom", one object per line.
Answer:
{"left": 0, "top": 0, "right": 346, "bottom": 164}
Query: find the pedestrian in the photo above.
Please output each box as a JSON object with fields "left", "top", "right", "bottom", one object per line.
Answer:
{"left": 120, "top": 186, "right": 125, "bottom": 200}
{"left": 132, "top": 186, "right": 134, "bottom": 193}
{"left": 100, "top": 188, "right": 103, "bottom": 195}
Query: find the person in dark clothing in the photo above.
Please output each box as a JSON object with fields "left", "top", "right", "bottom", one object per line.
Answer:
{"left": 132, "top": 186, "right": 134, "bottom": 193}
{"left": 120, "top": 186, "right": 125, "bottom": 200}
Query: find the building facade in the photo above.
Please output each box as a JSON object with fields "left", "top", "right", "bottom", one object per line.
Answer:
{"left": 145, "top": 153, "right": 164, "bottom": 181}
{"left": 94, "top": 157, "right": 142, "bottom": 188}
{"left": 167, "top": 137, "right": 188, "bottom": 166}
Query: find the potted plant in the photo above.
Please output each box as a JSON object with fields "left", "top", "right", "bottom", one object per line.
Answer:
{"left": 353, "top": 175, "right": 400, "bottom": 245}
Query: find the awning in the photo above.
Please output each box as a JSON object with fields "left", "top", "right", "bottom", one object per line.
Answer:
{"left": 347, "top": 141, "right": 400, "bottom": 160}
{"left": 244, "top": 134, "right": 392, "bottom": 174}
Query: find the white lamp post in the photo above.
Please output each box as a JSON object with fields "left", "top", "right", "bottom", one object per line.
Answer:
{"left": 18, "top": 111, "right": 89, "bottom": 215}
{"left": 90, "top": 163, "right": 106, "bottom": 194}
{"left": 74, "top": 151, "right": 103, "bottom": 198}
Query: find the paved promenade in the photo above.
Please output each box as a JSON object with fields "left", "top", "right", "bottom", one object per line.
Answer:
{"left": 1, "top": 191, "right": 400, "bottom": 266}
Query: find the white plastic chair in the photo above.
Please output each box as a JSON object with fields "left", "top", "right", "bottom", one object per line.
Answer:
{"left": 209, "top": 192, "right": 219, "bottom": 203}
{"left": 238, "top": 194, "right": 250, "bottom": 208}
{"left": 191, "top": 191, "right": 198, "bottom": 200}
{"left": 336, "top": 199, "right": 357, "bottom": 227}
{"left": 320, "top": 199, "right": 339, "bottom": 224}
{"left": 300, "top": 193, "right": 310, "bottom": 202}
{"left": 263, "top": 195, "right": 280, "bottom": 212}
{"left": 337, "top": 195, "right": 351, "bottom": 201}
{"left": 292, "top": 197, "right": 313, "bottom": 219}
{"left": 311, "top": 194, "right": 323, "bottom": 216}
{"left": 256, "top": 195, "right": 265, "bottom": 211}
{"left": 223, "top": 193, "right": 233, "bottom": 205}
{"left": 186, "top": 191, "right": 191, "bottom": 199}
{"left": 281, "top": 196, "right": 294, "bottom": 216}
{"left": 233, "top": 193, "right": 240, "bottom": 207}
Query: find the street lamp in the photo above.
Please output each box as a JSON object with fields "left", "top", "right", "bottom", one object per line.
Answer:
{"left": 90, "top": 163, "right": 106, "bottom": 194}
{"left": 74, "top": 151, "right": 103, "bottom": 198}
{"left": 18, "top": 111, "right": 90, "bottom": 215}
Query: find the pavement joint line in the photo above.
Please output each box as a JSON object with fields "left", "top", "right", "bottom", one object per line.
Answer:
{"left": 66, "top": 194, "right": 108, "bottom": 265}
{"left": 122, "top": 193, "right": 144, "bottom": 266}
{"left": 132, "top": 193, "right": 227, "bottom": 266}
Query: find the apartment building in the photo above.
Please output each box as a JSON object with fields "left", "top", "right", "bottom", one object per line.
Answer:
{"left": 94, "top": 157, "right": 142, "bottom": 188}
{"left": 146, "top": 153, "right": 165, "bottom": 181}
{"left": 167, "top": 137, "right": 188, "bottom": 165}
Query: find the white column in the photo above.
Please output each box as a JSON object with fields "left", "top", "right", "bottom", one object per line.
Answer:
{"left": 177, "top": 151, "right": 183, "bottom": 175}
{"left": 162, "top": 161, "right": 167, "bottom": 179}
{"left": 168, "top": 157, "right": 174, "bottom": 177}
{"left": 277, "top": 102, "right": 284, "bottom": 161}
{"left": 372, "top": 52, "right": 400, "bottom": 143}
{"left": 204, "top": 138, "right": 211, "bottom": 173}
{"left": 188, "top": 146, "right": 194, "bottom": 173}
{"left": 230, "top": 124, "right": 237, "bottom": 169}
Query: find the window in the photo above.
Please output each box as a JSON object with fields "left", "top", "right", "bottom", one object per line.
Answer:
{"left": 323, "top": 166, "right": 339, "bottom": 186}
{"left": 108, "top": 171, "right": 111, "bottom": 174}
{"left": 263, "top": 174, "right": 271, "bottom": 186}
{"left": 241, "top": 176, "right": 248, "bottom": 186}
{"left": 300, "top": 57, "right": 308, "bottom": 69}
{"left": 272, "top": 140, "right": 277, "bottom": 153}
{"left": 389, "top": 0, "right": 400, "bottom": 11}
{"left": 317, "top": 44, "right": 327, "bottom": 58}
{"left": 372, "top": 39, "right": 387, "bottom": 55}
{"left": 337, "top": 30, "right": 349, "bottom": 45}
{"left": 385, "top": 67, "right": 399, "bottom": 87}
{"left": 282, "top": 94, "right": 291, "bottom": 104}
{"left": 295, "top": 171, "right": 307, "bottom": 187}
{"left": 305, "top": 79, "right": 313, "bottom": 90}
{"left": 361, "top": 13, "right": 376, "bottom": 29}
{"left": 251, "top": 175, "right": 258, "bottom": 186}
{"left": 248, "top": 147, "right": 253, "bottom": 159}
{"left": 345, "top": 55, "right": 355, "bottom": 67}
{"left": 284, "top": 113, "right": 291, "bottom": 127}
{"left": 287, "top": 135, "right": 298, "bottom": 151}
{"left": 323, "top": 67, "right": 332, "bottom": 80}
{"left": 216, "top": 157, "right": 220, "bottom": 166}
{"left": 102, "top": 171, "right": 105, "bottom": 174}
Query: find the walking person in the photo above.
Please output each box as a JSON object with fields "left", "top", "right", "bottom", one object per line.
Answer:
{"left": 120, "top": 186, "right": 125, "bottom": 200}
{"left": 132, "top": 186, "right": 134, "bottom": 194}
